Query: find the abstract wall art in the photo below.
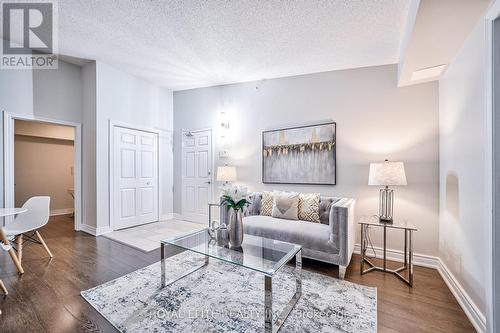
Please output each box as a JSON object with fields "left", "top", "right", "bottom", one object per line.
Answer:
{"left": 262, "top": 122, "right": 336, "bottom": 185}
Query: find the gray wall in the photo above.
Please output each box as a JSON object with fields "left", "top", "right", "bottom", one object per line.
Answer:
{"left": 82, "top": 62, "right": 97, "bottom": 228}
{"left": 1, "top": 59, "right": 174, "bottom": 232}
{"left": 0, "top": 60, "right": 34, "bottom": 208}
{"left": 439, "top": 18, "right": 489, "bottom": 320}
{"left": 0, "top": 60, "right": 82, "bottom": 219}
{"left": 33, "top": 60, "right": 83, "bottom": 122}
{"left": 173, "top": 64, "right": 440, "bottom": 256}
{"left": 94, "top": 61, "right": 174, "bottom": 232}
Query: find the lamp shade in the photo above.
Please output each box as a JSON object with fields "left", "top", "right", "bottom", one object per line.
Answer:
{"left": 217, "top": 166, "right": 237, "bottom": 182}
{"left": 368, "top": 161, "right": 407, "bottom": 186}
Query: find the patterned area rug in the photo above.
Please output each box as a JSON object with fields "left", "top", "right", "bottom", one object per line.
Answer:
{"left": 81, "top": 252, "right": 377, "bottom": 332}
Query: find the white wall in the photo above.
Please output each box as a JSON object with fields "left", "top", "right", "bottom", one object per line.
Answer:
{"left": 173, "top": 64, "right": 440, "bottom": 256}
{"left": 439, "top": 18, "right": 489, "bottom": 321}
{"left": 95, "top": 61, "right": 174, "bottom": 231}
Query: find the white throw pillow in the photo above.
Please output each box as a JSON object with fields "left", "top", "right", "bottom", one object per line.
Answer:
{"left": 271, "top": 191, "right": 299, "bottom": 220}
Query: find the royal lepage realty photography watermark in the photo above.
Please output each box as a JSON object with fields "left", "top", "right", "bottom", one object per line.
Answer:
{"left": 1, "top": 1, "right": 58, "bottom": 69}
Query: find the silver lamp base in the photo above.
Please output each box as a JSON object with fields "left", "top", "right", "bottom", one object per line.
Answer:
{"left": 379, "top": 186, "right": 394, "bottom": 223}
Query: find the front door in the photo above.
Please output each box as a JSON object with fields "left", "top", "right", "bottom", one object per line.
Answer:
{"left": 114, "top": 126, "right": 158, "bottom": 230}
{"left": 181, "top": 129, "right": 213, "bottom": 223}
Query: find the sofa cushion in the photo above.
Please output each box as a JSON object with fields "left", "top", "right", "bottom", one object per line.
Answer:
{"left": 298, "top": 193, "right": 320, "bottom": 223}
{"left": 243, "top": 215, "right": 339, "bottom": 254}
{"left": 271, "top": 191, "right": 299, "bottom": 220}
{"left": 319, "top": 197, "right": 339, "bottom": 225}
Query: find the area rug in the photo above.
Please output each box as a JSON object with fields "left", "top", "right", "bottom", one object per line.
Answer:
{"left": 81, "top": 252, "right": 377, "bottom": 332}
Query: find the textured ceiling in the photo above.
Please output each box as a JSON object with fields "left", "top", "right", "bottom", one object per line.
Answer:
{"left": 45, "top": 1, "right": 409, "bottom": 90}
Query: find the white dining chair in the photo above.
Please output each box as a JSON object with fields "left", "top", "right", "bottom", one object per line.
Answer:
{"left": 4, "top": 196, "right": 53, "bottom": 263}
{"left": 0, "top": 228, "right": 14, "bottom": 295}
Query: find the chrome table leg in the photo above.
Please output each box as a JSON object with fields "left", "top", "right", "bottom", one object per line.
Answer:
{"left": 265, "top": 249, "right": 302, "bottom": 333}
{"left": 161, "top": 243, "right": 165, "bottom": 287}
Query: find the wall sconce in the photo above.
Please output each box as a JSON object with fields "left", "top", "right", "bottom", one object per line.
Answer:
{"left": 220, "top": 111, "right": 230, "bottom": 130}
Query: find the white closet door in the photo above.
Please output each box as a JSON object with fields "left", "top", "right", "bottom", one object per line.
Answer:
{"left": 114, "top": 126, "right": 158, "bottom": 230}
{"left": 181, "top": 129, "right": 213, "bottom": 223}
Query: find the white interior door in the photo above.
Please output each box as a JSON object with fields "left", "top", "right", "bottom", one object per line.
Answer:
{"left": 114, "top": 126, "right": 158, "bottom": 230}
{"left": 182, "top": 129, "right": 213, "bottom": 223}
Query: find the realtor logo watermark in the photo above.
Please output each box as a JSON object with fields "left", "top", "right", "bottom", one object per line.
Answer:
{"left": 1, "top": 1, "right": 58, "bottom": 69}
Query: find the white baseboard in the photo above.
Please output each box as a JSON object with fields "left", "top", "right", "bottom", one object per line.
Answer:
{"left": 50, "top": 208, "right": 74, "bottom": 216}
{"left": 172, "top": 213, "right": 183, "bottom": 220}
{"left": 80, "top": 224, "right": 96, "bottom": 236}
{"left": 80, "top": 224, "right": 113, "bottom": 236}
{"left": 353, "top": 243, "right": 485, "bottom": 332}
{"left": 437, "top": 259, "right": 486, "bottom": 333}
{"left": 160, "top": 213, "right": 175, "bottom": 221}
{"left": 353, "top": 243, "right": 440, "bottom": 269}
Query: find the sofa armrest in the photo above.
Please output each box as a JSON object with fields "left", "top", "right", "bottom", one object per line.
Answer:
{"left": 329, "top": 198, "right": 356, "bottom": 267}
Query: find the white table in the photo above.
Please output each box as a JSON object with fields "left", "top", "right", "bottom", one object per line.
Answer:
{"left": 0, "top": 208, "right": 27, "bottom": 217}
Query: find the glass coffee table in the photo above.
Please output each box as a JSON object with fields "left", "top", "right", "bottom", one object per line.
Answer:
{"left": 161, "top": 229, "right": 302, "bottom": 333}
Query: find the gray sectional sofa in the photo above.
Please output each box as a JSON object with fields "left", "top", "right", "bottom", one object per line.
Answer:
{"left": 221, "top": 192, "right": 356, "bottom": 279}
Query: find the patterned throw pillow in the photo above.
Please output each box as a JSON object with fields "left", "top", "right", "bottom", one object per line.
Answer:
{"left": 271, "top": 191, "right": 299, "bottom": 220}
{"left": 260, "top": 191, "right": 273, "bottom": 216}
{"left": 298, "top": 193, "right": 320, "bottom": 223}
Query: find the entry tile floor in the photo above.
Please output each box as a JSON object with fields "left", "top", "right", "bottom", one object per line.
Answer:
{"left": 103, "top": 219, "right": 205, "bottom": 252}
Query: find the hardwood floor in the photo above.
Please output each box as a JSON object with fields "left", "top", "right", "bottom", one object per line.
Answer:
{"left": 0, "top": 215, "right": 474, "bottom": 332}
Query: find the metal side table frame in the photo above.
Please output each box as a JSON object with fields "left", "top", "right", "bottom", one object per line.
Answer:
{"left": 359, "top": 216, "right": 417, "bottom": 287}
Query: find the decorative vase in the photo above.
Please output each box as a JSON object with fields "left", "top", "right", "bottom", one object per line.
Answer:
{"left": 228, "top": 208, "right": 244, "bottom": 248}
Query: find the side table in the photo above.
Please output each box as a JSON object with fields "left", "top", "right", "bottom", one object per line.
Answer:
{"left": 359, "top": 215, "right": 417, "bottom": 287}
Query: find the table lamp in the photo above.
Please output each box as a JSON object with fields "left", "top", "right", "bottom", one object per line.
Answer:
{"left": 217, "top": 166, "right": 237, "bottom": 185}
{"left": 368, "top": 160, "right": 407, "bottom": 222}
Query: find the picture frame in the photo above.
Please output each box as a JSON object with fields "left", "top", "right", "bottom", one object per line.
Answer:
{"left": 262, "top": 121, "right": 336, "bottom": 185}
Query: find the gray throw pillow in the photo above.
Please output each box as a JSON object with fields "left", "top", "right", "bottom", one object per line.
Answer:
{"left": 271, "top": 191, "right": 299, "bottom": 220}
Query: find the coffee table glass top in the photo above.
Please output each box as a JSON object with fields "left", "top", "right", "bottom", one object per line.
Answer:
{"left": 358, "top": 215, "right": 417, "bottom": 230}
{"left": 162, "top": 229, "right": 301, "bottom": 276}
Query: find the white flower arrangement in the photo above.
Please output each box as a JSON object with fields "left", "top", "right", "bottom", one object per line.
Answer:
{"left": 221, "top": 184, "right": 250, "bottom": 211}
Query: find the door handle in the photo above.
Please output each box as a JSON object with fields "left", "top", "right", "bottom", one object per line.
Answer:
{"left": 147, "top": 181, "right": 151, "bottom": 185}
{"left": 206, "top": 181, "right": 211, "bottom": 184}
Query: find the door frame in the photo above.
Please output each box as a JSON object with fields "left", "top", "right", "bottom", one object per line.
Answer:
{"left": 109, "top": 120, "right": 164, "bottom": 231}
{"left": 181, "top": 127, "right": 214, "bottom": 223}
{"left": 3, "top": 111, "right": 83, "bottom": 231}
{"left": 487, "top": 3, "right": 500, "bottom": 332}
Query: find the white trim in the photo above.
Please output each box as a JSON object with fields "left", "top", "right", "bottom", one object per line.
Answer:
{"left": 109, "top": 120, "right": 163, "bottom": 231}
{"left": 353, "top": 244, "right": 440, "bottom": 269}
{"left": 3, "top": 112, "right": 83, "bottom": 232}
{"left": 172, "top": 213, "right": 183, "bottom": 220}
{"left": 50, "top": 208, "right": 74, "bottom": 216}
{"left": 79, "top": 224, "right": 96, "bottom": 236}
{"left": 438, "top": 259, "right": 487, "bottom": 333}
{"left": 80, "top": 224, "right": 113, "bottom": 236}
{"left": 353, "top": 243, "right": 486, "bottom": 332}
{"left": 485, "top": 4, "right": 499, "bottom": 332}
{"left": 160, "top": 213, "right": 174, "bottom": 221}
